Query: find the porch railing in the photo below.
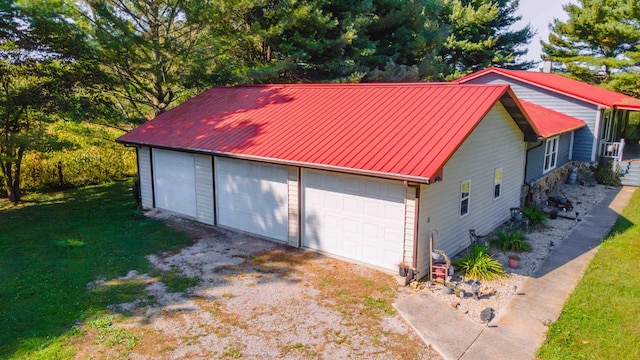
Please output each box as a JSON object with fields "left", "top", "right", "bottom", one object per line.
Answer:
{"left": 600, "top": 138, "right": 625, "bottom": 162}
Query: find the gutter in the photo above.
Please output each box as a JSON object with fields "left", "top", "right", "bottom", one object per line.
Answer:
{"left": 524, "top": 140, "right": 544, "bottom": 184}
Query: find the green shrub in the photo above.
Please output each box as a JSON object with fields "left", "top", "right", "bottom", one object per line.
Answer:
{"left": 453, "top": 245, "right": 506, "bottom": 281}
{"left": 6, "top": 122, "right": 137, "bottom": 194}
{"left": 594, "top": 157, "right": 620, "bottom": 186}
{"left": 522, "top": 204, "right": 547, "bottom": 227}
{"left": 492, "top": 229, "right": 532, "bottom": 252}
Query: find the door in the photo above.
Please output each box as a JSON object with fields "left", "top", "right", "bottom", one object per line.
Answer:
{"left": 152, "top": 149, "right": 197, "bottom": 217}
{"left": 215, "top": 157, "right": 289, "bottom": 241}
{"left": 302, "top": 169, "right": 406, "bottom": 271}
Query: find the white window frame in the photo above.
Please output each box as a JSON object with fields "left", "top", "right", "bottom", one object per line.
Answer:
{"left": 544, "top": 136, "right": 559, "bottom": 173}
{"left": 493, "top": 168, "right": 502, "bottom": 200}
{"left": 460, "top": 180, "right": 470, "bottom": 218}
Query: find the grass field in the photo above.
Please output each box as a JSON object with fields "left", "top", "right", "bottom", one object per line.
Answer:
{"left": 537, "top": 189, "right": 640, "bottom": 359}
{"left": 0, "top": 180, "right": 193, "bottom": 359}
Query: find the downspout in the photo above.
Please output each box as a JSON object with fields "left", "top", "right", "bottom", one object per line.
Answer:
{"left": 412, "top": 186, "right": 420, "bottom": 272}
{"left": 524, "top": 140, "right": 544, "bottom": 203}
{"left": 524, "top": 139, "right": 544, "bottom": 184}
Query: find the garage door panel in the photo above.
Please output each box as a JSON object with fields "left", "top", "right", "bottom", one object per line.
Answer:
{"left": 216, "top": 158, "right": 288, "bottom": 242}
{"left": 153, "top": 149, "right": 197, "bottom": 218}
{"left": 303, "top": 169, "right": 406, "bottom": 271}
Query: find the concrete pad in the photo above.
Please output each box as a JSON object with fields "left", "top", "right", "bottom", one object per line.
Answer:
{"left": 395, "top": 290, "right": 483, "bottom": 359}
{"left": 461, "top": 327, "right": 535, "bottom": 360}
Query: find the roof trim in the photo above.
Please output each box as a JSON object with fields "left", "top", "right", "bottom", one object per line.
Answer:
{"left": 118, "top": 141, "right": 433, "bottom": 184}
{"left": 457, "top": 67, "right": 617, "bottom": 109}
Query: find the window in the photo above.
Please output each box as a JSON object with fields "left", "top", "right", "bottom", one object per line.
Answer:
{"left": 460, "top": 180, "right": 470, "bottom": 217}
{"left": 544, "top": 136, "right": 559, "bottom": 173}
{"left": 494, "top": 168, "right": 502, "bottom": 200}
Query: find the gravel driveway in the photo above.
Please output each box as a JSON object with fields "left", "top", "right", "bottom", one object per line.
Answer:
{"left": 73, "top": 214, "right": 439, "bottom": 359}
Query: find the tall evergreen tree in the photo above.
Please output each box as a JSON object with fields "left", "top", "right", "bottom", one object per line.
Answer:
{"left": 542, "top": 0, "right": 640, "bottom": 96}
{"left": 69, "top": 0, "right": 239, "bottom": 119}
{"left": 440, "top": 0, "right": 534, "bottom": 80}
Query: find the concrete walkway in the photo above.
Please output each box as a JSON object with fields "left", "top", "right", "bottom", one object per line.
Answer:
{"left": 395, "top": 186, "right": 636, "bottom": 360}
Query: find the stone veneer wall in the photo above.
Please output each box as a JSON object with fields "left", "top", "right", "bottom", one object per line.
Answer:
{"left": 520, "top": 161, "right": 590, "bottom": 205}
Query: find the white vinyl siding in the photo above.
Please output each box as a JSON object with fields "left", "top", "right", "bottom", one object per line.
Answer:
{"left": 194, "top": 154, "right": 214, "bottom": 225}
{"left": 403, "top": 187, "right": 417, "bottom": 266}
{"left": 137, "top": 146, "right": 153, "bottom": 209}
{"left": 544, "top": 136, "right": 559, "bottom": 173}
{"left": 215, "top": 157, "right": 289, "bottom": 242}
{"left": 459, "top": 180, "right": 470, "bottom": 217}
{"left": 417, "top": 103, "right": 526, "bottom": 276}
{"left": 464, "top": 73, "right": 600, "bottom": 161}
{"left": 287, "top": 167, "right": 300, "bottom": 247}
{"left": 494, "top": 168, "right": 502, "bottom": 200}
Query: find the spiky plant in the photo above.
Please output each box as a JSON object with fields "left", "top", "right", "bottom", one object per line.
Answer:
{"left": 453, "top": 245, "right": 506, "bottom": 281}
{"left": 492, "top": 229, "right": 532, "bottom": 252}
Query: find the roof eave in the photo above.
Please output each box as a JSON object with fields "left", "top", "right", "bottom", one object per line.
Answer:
{"left": 115, "top": 139, "right": 433, "bottom": 184}
{"left": 461, "top": 68, "right": 613, "bottom": 109}
{"left": 498, "top": 88, "right": 541, "bottom": 141}
{"left": 540, "top": 123, "right": 587, "bottom": 139}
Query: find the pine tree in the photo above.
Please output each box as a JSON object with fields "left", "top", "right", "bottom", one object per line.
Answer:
{"left": 440, "top": 0, "right": 534, "bottom": 80}
{"left": 542, "top": 0, "right": 640, "bottom": 94}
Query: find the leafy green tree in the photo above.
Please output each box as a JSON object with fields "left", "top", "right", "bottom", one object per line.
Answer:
{"left": 542, "top": 0, "right": 640, "bottom": 95}
{"left": 440, "top": 0, "right": 534, "bottom": 80}
{"left": 71, "top": 0, "right": 237, "bottom": 119}
{"left": 0, "top": 0, "right": 103, "bottom": 203}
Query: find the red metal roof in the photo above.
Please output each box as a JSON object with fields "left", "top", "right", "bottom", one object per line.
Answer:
{"left": 519, "top": 100, "right": 585, "bottom": 138}
{"left": 457, "top": 67, "right": 640, "bottom": 110}
{"left": 118, "top": 83, "right": 537, "bottom": 183}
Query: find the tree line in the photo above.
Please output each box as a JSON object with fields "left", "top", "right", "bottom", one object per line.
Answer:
{"left": 1, "top": 0, "right": 639, "bottom": 203}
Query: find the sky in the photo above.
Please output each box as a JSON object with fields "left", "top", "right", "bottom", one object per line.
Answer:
{"left": 513, "top": 0, "right": 575, "bottom": 69}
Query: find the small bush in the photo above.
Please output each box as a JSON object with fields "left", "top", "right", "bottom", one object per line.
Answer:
{"left": 492, "top": 229, "right": 532, "bottom": 252}
{"left": 522, "top": 205, "right": 547, "bottom": 227}
{"left": 594, "top": 157, "right": 620, "bottom": 186}
{"left": 453, "top": 245, "right": 506, "bottom": 281}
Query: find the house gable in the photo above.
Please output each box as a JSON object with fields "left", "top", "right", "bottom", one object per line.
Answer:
{"left": 462, "top": 73, "right": 599, "bottom": 161}
{"left": 417, "top": 102, "right": 526, "bottom": 276}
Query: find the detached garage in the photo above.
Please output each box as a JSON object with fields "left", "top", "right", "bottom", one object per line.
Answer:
{"left": 118, "top": 83, "right": 541, "bottom": 277}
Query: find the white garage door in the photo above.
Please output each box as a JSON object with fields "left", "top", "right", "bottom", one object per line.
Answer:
{"left": 215, "top": 157, "right": 289, "bottom": 242}
{"left": 303, "top": 170, "right": 406, "bottom": 271}
{"left": 152, "top": 149, "right": 197, "bottom": 218}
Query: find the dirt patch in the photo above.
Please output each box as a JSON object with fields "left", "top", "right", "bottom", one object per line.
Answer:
{"left": 71, "top": 216, "right": 440, "bottom": 359}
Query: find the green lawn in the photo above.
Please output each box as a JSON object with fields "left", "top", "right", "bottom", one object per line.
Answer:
{"left": 0, "top": 180, "right": 193, "bottom": 359}
{"left": 537, "top": 189, "right": 640, "bottom": 359}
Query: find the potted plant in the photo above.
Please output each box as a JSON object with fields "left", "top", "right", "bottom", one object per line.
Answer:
{"left": 508, "top": 254, "right": 521, "bottom": 269}
{"left": 398, "top": 262, "right": 410, "bottom": 277}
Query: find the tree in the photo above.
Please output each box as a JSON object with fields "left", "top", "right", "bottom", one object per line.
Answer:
{"left": 542, "top": 0, "right": 640, "bottom": 95}
{"left": 440, "top": 0, "right": 534, "bottom": 80}
{"left": 239, "top": 0, "right": 447, "bottom": 83}
{"left": 0, "top": 0, "right": 102, "bottom": 203}
{"left": 70, "top": 0, "right": 238, "bottom": 119}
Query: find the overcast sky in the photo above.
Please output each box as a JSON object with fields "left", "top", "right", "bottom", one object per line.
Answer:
{"left": 514, "top": 0, "right": 576, "bottom": 69}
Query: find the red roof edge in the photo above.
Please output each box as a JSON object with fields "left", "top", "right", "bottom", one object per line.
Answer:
{"left": 456, "top": 67, "right": 611, "bottom": 107}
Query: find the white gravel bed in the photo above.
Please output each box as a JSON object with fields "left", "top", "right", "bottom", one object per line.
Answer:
{"left": 417, "top": 183, "right": 616, "bottom": 324}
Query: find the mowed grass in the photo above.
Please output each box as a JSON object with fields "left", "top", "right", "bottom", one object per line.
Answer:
{"left": 537, "top": 189, "right": 640, "bottom": 359}
{"left": 0, "top": 180, "right": 193, "bottom": 359}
